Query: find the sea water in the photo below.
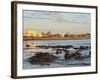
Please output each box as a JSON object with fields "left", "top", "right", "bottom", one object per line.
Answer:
{"left": 23, "top": 39, "right": 91, "bottom": 69}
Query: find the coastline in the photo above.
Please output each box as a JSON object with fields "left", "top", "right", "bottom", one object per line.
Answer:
{"left": 23, "top": 37, "right": 90, "bottom": 41}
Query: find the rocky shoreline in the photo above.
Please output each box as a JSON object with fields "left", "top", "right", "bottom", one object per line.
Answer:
{"left": 26, "top": 45, "right": 91, "bottom": 65}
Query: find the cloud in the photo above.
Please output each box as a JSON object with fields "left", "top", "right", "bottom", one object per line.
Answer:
{"left": 23, "top": 10, "right": 91, "bottom": 24}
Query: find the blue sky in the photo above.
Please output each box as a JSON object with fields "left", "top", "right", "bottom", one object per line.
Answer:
{"left": 23, "top": 10, "right": 91, "bottom": 34}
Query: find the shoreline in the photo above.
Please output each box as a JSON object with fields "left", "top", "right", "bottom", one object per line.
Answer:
{"left": 23, "top": 37, "right": 90, "bottom": 41}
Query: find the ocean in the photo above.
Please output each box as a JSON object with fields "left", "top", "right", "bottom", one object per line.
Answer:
{"left": 23, "top": 39, "right": 91, "bottom": 69}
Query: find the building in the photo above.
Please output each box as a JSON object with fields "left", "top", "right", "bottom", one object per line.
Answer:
{"left": 23, "top": 31, "right": 36, "bottom": 37}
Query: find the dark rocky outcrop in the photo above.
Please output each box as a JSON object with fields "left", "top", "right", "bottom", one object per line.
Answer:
{"left": 36, "top": 45, "right": 73, "bottom": 49}
{"left": 64, "top": 50, "right": 73, "bottom": 60}
{"left": 74, "top": 46, "right": 90, "bottom": 50}
{"left": 55, "top": 49, "right": 62, "bottom": 55}
{"left": 80, "top": 46, "right": 89, "bottom": 50}
{"left": 25, "top": 44, "right": 31, "bottom": 47}
{"left": 27, "top": 52, "right": 58, "bottom": 64}
{"left": 74, "top": 50, "right": 82, "bottom": 60}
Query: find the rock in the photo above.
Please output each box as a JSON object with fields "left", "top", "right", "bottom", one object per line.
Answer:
{"left": 74, "top": 51, "right": 83, "bottom": 60}
{"left": 64, "top": 50, "right": 72, "bottom": 60}
{"left": 25, "top": 44, "right": 31, "bottom": 47}
{"left": 80, "top": 46, "right": 89, "bottom": 50}
{"left": 55, "top": 49, "right": 62, "bottom": 55}
{"left": 74, "top": 46, "right": 90, "bottom": 50}
{"left": 89, "top": 51, "right": 91, "bottom": 57}
{"left": 27, "top": 52, "right": 58, "bottom": 64}
{"left": 74, "top": 47, "right": 80, "bottom": 50}
{"left": 36, "top": 45, "right": 73, "bottom": 49}
{"left": 36, "top": 45, "right": 48, "bottom": 49}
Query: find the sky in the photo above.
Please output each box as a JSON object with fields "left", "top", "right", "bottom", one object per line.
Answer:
{"left": 23, "top": 10, "right": 91, "bottom": 34}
